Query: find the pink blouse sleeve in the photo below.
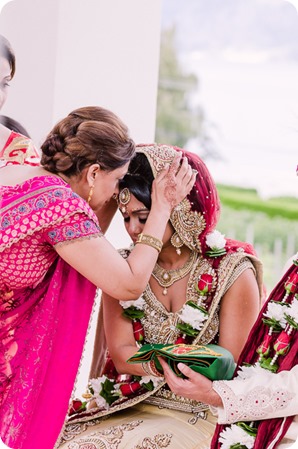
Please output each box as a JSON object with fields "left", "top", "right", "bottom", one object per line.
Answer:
{"left": 43, "top": 211, "right": 102, "bottom": 246}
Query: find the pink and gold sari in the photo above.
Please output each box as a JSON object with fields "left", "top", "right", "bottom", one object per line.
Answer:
{"left": 0, "top": 175, "right": 101, "bottom": 449}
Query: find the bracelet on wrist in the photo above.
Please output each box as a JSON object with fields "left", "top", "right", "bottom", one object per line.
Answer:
{"left": 142, "top": 360, "right": 162, "bottom": 378}
{"left": 136, "top": 233, "right": 163, "bottom": 253}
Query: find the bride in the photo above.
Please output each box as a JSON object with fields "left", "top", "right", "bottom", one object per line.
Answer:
{"left": 58, "top": 144, "right": 263, "bottom": 449}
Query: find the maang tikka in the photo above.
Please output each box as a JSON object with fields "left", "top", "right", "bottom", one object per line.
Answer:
{"left": 118, "top": 187, "right": 131, "bottom": 213}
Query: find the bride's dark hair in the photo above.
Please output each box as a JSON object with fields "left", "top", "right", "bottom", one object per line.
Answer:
{"left": 120, "top": 144, "right": 220, "bottom": 242}
{"left": 119, "top": 153, "right": 154, "bottom": 210}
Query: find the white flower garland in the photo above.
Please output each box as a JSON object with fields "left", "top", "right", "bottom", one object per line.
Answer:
{"left": 120, "top": 297, "right": 145, "bottom": 310}
{"left": 287, "top": 297, "right": 298, "bottom": 322}
{"left": 89, "top": 376, "right": 111, "bottom": 410}
{"left": 178, "top": 303, "right": 208, "bottom": 330}
{"left": 263, "top": 302, "right": 287, "bottom": 328}
{"left": 219, "top": 424, "right": 256, "bottom": 449}
{"left": 218, "top": 272, "right": 298, "bottom": 449}
{"left": 205, "top": 230, "right": 227, "bottom": 257}
{"left": 206, "top": 230, "right": 226, "bottom": 250}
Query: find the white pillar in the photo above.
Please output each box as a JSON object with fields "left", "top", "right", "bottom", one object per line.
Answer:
{"left": 0, "top": 0, "right": 162, "bottom": 390}
{"left": 0, "top": 0, "right": 162, "bottom": 148}
{"left": 1, "top": 0, "right": 162, "bottom": 248}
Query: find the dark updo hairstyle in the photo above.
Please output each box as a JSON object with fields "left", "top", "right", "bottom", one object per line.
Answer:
{"left": 119, "top": 153, "right": 154, "bottom": 210}
{"left": 40, "top": 106, "right": 135, "bottom": 177}
{"left": 0, "top": 34, "right": 16, "bottom": 79}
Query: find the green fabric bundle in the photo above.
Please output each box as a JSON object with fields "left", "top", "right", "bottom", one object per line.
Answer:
{"left": 127, "top": 343, "right": 235, "bottom": 380}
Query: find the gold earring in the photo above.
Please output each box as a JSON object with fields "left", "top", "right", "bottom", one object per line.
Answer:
{"left": 170, "top": 232, "right": 184, "bottom": 255}
{"left": 87, "top": 184, "right": 94, "bottom": 204}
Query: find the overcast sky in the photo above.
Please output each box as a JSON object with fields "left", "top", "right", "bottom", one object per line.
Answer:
{"left": 162, "top": 0, "right": 298, "bottom": 62}
{"left": 161, "top": 0, "right": 298, "bottom": 198}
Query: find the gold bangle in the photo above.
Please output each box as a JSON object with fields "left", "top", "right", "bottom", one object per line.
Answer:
{"left": 142, "top": 360, "right": 162, "bottom": 378}
{"left": 142, "top": 362, "right": 152, "bottom": 376}
{"left": 136, "top": 233, "right": 163, "bottom": 253}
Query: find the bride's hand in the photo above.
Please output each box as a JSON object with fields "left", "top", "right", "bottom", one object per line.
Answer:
{"left": 151, "top": 153, "right": 196, "bottom": 213}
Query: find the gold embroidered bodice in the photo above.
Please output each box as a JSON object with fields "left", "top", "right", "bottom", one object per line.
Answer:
{"left": 141, "top": 255, "right": 219, "bottom": 346}
{"left": 139, "top": 249, "right": 259, "bottom": 413}
{"left": 140, "top": 251, "right": 255, "bottom": 348}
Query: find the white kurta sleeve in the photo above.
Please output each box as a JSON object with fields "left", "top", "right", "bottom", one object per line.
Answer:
{"left": 212, "top": 365, "right": 298, "bottom": 424}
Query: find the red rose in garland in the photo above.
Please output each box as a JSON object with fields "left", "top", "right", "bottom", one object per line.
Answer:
{"left": 284, "top": 272, "right": 298, "bottom": 294}
{"left": 119, "top": 381, "right": 142, "bottom": 396}
{"left": 196, "top": 273, "right": 213, "bottom": 296}
{"left": 273, "top": 330, "right": 292, "bottom": 355}
{"left": 256, "top": 332, "right": 274, "bottom": 358}
{"left": 132, "top": 319, "right": 145, "bottom": 342}
{"left": 174, "top": 335, "right": 188, "bottom": 344}
{"left": 69, "top": 399, "right": 86, "bottom": 416}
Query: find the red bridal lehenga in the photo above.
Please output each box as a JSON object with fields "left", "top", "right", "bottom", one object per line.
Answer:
{"left": 0, "top": 173, "right": 101, "bottom": 449}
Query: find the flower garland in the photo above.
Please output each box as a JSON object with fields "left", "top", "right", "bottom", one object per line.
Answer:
{"left": 69, "top": 231, "right": 225, "bottom": 416}
{"left": 218, "top": 256, "right": 298, "bottom": 449}
{"left": 205, "top": 230, "right": 227, "bottom": 258}
{"left": 69, "top": 296, "right": 162, "bottom": 415}
{"left": 121, "top": 297, "right": 146, "bottom": 344}
{"left": 70, "top": 369, "right": 162, "bottom": 415}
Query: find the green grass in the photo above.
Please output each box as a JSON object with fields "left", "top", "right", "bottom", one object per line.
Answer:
{"left": 217, "top": 184, "right": 298, "bottom": 220}
{"left": 214, "top": 185, "right": 298, "bottom": 290}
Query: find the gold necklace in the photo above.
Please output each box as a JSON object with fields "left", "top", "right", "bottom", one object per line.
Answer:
{"left": 152, "top": 251, "right": 197, "bottom": 295}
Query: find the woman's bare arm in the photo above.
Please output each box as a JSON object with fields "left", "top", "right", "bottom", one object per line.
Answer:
{"left": 56, "top": 155, "right": 196, "bottom": 300}
{"left": 102, "top": 293, "right": 148, "bottom": 375}
{"left": 218, "top": 268, "right": 260, "bottom": 362}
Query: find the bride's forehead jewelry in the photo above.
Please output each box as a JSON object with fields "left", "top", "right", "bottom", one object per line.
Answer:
{"left": 118, "top": 187, "right": 131, "bottom": 213}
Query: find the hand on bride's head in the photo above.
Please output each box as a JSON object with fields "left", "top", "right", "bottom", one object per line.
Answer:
{"left": 151, "top": 153, "right": 196, "bottom": 212}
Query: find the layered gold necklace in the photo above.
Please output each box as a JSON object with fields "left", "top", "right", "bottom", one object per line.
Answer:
{"left": 152, "top": 251, "right": 197, "bottom": 295}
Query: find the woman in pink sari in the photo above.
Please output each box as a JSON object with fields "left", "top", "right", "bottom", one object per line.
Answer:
{"left": 0, "top": 106, "right": 195, "bottom": 449}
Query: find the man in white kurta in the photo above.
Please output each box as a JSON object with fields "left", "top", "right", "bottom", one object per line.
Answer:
{"left": 213, "top": 365, "right": 298, "bottom": 448}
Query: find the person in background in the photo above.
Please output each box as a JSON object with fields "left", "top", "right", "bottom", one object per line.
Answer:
{"left": 58, "top": 144, "right": 263, "bottom": 449}
{"left": 0, "top": 114, "right": 31, "bottom": 136}
{"left": 161, "top": 167, "right": 298, "bottom": 449}
{"left": 0, "top": 34, "right": 40, "bottom": 166}
{"left": 0, "top": 110, "right": 195, "bottom": 449}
